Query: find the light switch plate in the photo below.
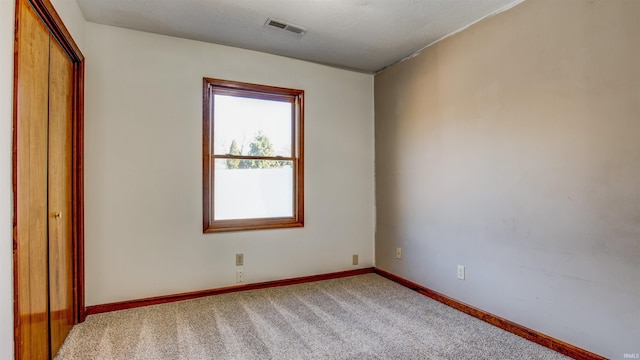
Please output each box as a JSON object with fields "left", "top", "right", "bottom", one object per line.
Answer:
{"left": 236, "top": 253, "right": 244, "bottom": 266}
{"left": 457, "top": 265, "right": 465, "bottom": 280}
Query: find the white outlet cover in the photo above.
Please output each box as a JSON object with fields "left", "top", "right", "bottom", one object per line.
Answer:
{"left": 457, "top": 265, "right": 465, "bottom": 280}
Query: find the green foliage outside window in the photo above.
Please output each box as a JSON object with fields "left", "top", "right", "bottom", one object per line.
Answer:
{"left": 227, "top": 131, "right": 286, "bottom": 169}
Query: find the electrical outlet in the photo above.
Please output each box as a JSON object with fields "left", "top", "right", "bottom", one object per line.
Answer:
{"left": 236, "top": 270, "right": 244, "bottom": 283}
{"left": 236, "top": 253, "right": 244, "bottom": 266}
{"left": 396, "top": 248, "right": 402, "bottom": 260}
{"left": 457, "top": 265, "right": 465, "bottom": 280}
{"left": 352, "top": 254, "right": 359, "bottom": 265}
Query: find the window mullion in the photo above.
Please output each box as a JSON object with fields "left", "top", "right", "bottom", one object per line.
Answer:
{"left": 213, "top": 155, "right": 295, "bottom": 161}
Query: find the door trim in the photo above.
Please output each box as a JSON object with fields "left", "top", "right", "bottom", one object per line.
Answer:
{"left": 12, "top": 0, "right": 85, "bottom": 358}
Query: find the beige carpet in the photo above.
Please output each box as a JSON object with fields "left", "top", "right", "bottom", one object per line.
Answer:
{"left": 56, "top": 274, "right": 569, "bottom": 359}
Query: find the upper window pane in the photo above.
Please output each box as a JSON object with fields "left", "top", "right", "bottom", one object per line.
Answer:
{"left": 213, "top": 95, "right": 292, "bottom": 157}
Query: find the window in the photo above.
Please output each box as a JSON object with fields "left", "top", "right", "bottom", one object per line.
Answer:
{"left": 203, "top": 78, "right": 304, "bottom": 232}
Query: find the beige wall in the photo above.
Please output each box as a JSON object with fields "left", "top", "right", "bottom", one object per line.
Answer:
{"left": 374, "top": 0, "right": 639, "bottom": 358}
{"left": 83, "top": 22, "right": 375, "bottom": 306}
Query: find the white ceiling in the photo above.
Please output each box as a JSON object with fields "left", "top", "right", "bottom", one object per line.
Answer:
{"left": 75, "top": 0, "right": 524, "bottom": 73}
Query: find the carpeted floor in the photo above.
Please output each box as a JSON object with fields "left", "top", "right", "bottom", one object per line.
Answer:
{"left": 56, "top": 274, "right": 569, "bottom": 359}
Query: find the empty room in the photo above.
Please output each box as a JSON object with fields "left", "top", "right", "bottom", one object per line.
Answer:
{"left": 1, "top": 0, "right": 638, "bottom": 359}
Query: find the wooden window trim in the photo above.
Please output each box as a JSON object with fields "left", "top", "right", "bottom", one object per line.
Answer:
{"left": 202, "top": 78, "right": 304, "bottom": 232}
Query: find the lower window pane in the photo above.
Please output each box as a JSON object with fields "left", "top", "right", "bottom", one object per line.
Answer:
{"left": 214, "top": 159, "right": 294, "bottom": 220}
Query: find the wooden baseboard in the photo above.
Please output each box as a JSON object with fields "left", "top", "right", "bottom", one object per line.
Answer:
{"left": 85, "top": 267, "right": 374, "bottom": 316}
{"left": 374, "top": 268, "right": 606, "bottom": 360}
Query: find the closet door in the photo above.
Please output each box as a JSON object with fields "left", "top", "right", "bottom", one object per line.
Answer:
{"left": 48, "top": 36, "right": 75, "bottom": 356}
{"left": 15, "top": 0, "right": 77, "bottom": 358}
{"left": 15, "top": 0, "right": 51, "bottom": 358}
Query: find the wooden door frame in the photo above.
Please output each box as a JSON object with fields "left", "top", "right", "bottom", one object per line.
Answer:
{"left": 12, "top": 0, "right": 85, "bottom": 357}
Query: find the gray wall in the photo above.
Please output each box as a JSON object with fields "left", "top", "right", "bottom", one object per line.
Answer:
{"left": 374, "top": 0, "right": 639, "bottom": 358}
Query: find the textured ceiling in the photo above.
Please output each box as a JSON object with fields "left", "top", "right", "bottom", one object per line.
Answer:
{"left": 75, "top": 0, "right": 523, "bottom": 73}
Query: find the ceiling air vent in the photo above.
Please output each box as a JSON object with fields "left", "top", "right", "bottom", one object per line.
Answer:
{"left": 265, "top": 18, "right": 307, "bottom": 36}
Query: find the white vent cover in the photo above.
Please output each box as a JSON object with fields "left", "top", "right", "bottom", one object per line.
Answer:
{"left": 265, "top": 18, "right": 307, "bottom": 36}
